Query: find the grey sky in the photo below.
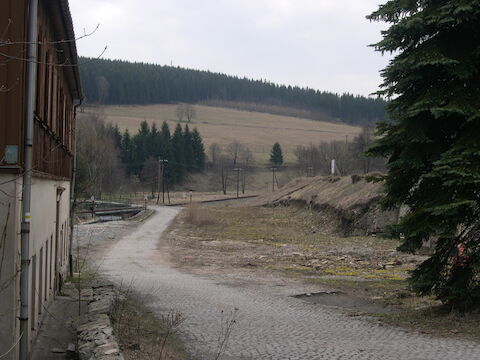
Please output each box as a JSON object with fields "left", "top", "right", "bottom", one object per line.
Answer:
{"left": 70, "top": 0, "right": 390, "bottom": 97}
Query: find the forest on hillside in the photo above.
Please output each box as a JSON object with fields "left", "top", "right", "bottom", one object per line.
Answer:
{"left": 76, "top": 114, "right": 206, "bottom": 196}
{"left": 79, "top": 57, "right": 386, "bottom": 125}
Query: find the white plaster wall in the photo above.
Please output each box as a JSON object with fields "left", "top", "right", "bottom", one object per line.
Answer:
{"left": 29, "top": 177, "right": 71, "bottom": 328}
{"left": 0, "top": 174, "right": 22, "bottom": 360}
{"left": 0, "top": 175, "right": 71, "bottom": 359}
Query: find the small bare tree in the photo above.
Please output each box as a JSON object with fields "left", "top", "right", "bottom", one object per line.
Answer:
{"left": 76, "top": 112, "right": 125, "bottom": 196}
{"left": 209, "top": 143, "right": 221, "bottom": 165}
{"left": 214, "top": 308, "right": 239, "bottom": 360}
{"left": 217, "top": 155, "right": 231, "bottom": 195}
{"left": 95, "top": 75, "right": 110, "bottom": 103}
{"left": 294, "top": 127, "right": 385, "bottom": 176}
{"left": 352, "top": 125, "right": 375, "bottom": 174}
{"left": 175, "top": 103, "right": 186, "bottom": 122}
{"left": 239, "top": 147, "right": 254, "bottom": 194}
{"left": 140, "top": 157, "right": 158, "bottom": 197}
{"left": 226, "top": 142, "right": 247, "bottom": 168}
{"left": 185, "top": 104, "right": 196, "bottom": 123}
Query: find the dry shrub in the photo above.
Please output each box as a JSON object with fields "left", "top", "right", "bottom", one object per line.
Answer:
{"left": 185, "top": 202, "right": 213, "bottom": 226}
{"left": 351, "top": 174, "right": 363, "bottom": 184}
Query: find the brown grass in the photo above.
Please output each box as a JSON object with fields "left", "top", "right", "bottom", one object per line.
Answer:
{"left": 84, "top": 104, "right": 361, "bottom": 164}
{"left": 111, "top": 292, "right": 191, "bottom": 360}
{"left": 184, "top": 202, "right": 214, "bottom": 226}
{"left": 169, "top": 204, "right": 480, "bottom": 339}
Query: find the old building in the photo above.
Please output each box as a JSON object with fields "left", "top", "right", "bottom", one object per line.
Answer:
{"left": 0, "top": 0, "right": 82, "bottom": 358}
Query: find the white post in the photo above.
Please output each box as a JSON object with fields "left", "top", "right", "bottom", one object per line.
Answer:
{"left": 331, "top": 159, "right": 336, "bottom": 176}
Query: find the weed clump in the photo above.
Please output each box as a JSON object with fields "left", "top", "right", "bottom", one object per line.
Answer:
{"left": 185, "top": 202, "right": 213, "bottom": 226}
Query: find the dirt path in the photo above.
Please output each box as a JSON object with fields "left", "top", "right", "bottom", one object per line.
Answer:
{"left": 85, "top": 207, "right": 480, "bottom": 360}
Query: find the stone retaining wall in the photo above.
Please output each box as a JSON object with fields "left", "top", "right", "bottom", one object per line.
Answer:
{"left": 77, "top": 285, "right": 124, "bottom": 360}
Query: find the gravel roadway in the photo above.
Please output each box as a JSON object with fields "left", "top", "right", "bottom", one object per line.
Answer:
{"left": 81, "top": 206, "right": 480, "bottom": 360}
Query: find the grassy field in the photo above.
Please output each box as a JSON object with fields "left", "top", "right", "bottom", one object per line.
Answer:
{"left": 86, "top": 104, "right": 361, "bottom": 164}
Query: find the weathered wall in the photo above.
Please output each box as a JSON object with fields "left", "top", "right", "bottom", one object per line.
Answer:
{"left": 0, "top": 0, "right": 26, "bottom": 167}
{"left": 0, "top": 175, "right": 71, "bottom": 359}
{"left": 29, "top": 177, "right": 71, "bottom": 330}
{"left": 0, "top": 174, "right": 22, "bottom": 360}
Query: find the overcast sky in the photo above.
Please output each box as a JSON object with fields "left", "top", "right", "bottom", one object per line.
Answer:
{"left": 70, "top": 0, "right": 391, "bottom": 97}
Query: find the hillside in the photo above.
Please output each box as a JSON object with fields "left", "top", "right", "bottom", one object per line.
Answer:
{"left": 87, "top": 104, "right": 361, "bottom": 163}
{"left": 79, "top": 57, "right": 386, "bottom": 125}
{"left": 249, "top": 175, "right": 398, "bottom": 236}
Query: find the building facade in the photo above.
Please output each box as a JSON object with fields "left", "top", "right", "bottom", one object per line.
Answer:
{"left": 0, "top": 0, "right": 81, "bottom": 358}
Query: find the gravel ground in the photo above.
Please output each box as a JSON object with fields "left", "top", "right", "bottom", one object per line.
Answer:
{"left": 76, "top": 206, "right": 480, "bottom": 360}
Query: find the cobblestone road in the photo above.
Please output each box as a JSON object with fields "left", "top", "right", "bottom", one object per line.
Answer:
{"left": 88, "top": 207, "right": 480, "bottom": 360}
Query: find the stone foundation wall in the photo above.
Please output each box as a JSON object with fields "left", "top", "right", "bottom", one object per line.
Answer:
{"left": 77, "top": 285, "right": 124, "bottom": 360}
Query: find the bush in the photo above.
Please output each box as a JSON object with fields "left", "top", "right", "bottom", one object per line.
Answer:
{"left": 185, "top": 202, "right": 213, "bottom": 226}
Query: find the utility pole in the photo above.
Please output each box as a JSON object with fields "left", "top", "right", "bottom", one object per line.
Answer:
{"left": 306, "top": 166, "right": 313, "bottom": 177}
{"left": 165, "top": 177, "right": 171, "bottom": 204}
{"left": 156, "top": 159, "right": 161, "bottom": 204}
{"left": 157, "top": 159, "right": 168, "bottom": 204}
{"left": 20, "top": 1, "right": 38, "bottom": 358}
{"left": 233, "top": 168, "right": 242, "bottom": 198}
{"left": 270, "top": 167, "right": 277, "bottom": 192}
{"left": 90, "top": 195, "right": 95, "bottom": 218}
{"left": 241, "top": 168, "right": 246, "bottom": 194}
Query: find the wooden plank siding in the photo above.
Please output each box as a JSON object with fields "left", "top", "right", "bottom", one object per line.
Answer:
{"left": 0, "top": 0, "right": 27, "bottom": 171}
{"left": 0, "top": 0, "right": 79, "bottom": 180}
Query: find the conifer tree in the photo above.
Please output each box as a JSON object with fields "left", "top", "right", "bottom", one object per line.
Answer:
{"left": 132, "top": 120, "right": 150, "bottom": 176}
{"left": 159, "top": 121, "right": 172, "bottom": 161}
{"left": 368, "top": 1, "right": 480, "bottom": 309}
{"left": 191, "top": 128, "right": 206, "bottom": 170}
{"left": 160, "top": 121, "right": 171, "bottom": 141}
{"left": 270, "top": 142, "right": 283, "bottom": 166}
{"left": 148, "top": 122, "right": 161, "bottom": 157}
{"left": 183, "top": 125, "right": 194, "bottom": 170}
{"left": 121, "top": 129, "right": 133, "bottom": 174}
{"left": 112, "top": 124, "right": 122, "bottom": 149}
{"left": 171, "top": 124, "right": 185, "bottom": 183}
{"left": 113, "top": 121, "right": 206, "bottom": 186}
{"left": 79, "top": 57, "right": 387, "bottom": 125}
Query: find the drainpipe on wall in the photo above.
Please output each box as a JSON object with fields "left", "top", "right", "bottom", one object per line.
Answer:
{"left": 69, "top": 99, "right": 82, "bottom": 278}
{"left": 20, "top": 0, "right": 38, "bottom": 359}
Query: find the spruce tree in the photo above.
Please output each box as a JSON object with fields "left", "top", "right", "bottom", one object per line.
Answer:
{"left": 112, "top": 124, "right": 122, "bottom": 149}
{"left": 183, "top": 125, "right": 194, "bottom": 170}
{"left": 270, "top": 142, "right": 283, "bottom": 166}
{"left": 159, "top": 121, "right": 171, "bottom": 161}
{"left": 121, "top": 129, "right": 133, "bottom": 175}
{"left": 131, "top": 121, "right": 150, "bottom": 176}
{"left": 149, "top": 122, "right": 161, "bottom": 157}
{"left": 79, "top": 57, "right": 387, "bottom": 125}
{"left": 160, "top": 121, "right": 171, "bottom": 140}
{"left": 368, "top": 1, "right": 480, "bottom": 309}
{"left": 171, "top": 124, "right": 185, "bottom": 183}
{"left": 191, "top": 128, "right": 206, "bottom": 170}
